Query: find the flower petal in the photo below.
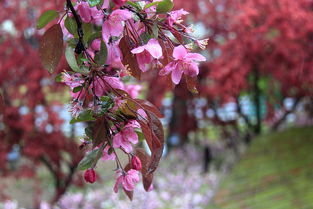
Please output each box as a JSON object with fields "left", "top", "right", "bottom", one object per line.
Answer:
{"left": 159, "top": 62, "right": 176, "bottom": 76}
{"left": 173, "top": 45, "right": 187, "bottom": 60}
{"left": 184, "top": 62, "right": 199, "bottom": 77}
{"left": 185, "top": 53, "right": 206, "bottom": 62}
{"left": 110, "top": 9, "right": 133, "bottom": 22}
{"left": 131, "top": 46, "right": 146, "bottom": 54}
{"left": 145, "top": 39, "right": 162, "bottom": 59}
{"left": 171, "top": 64, "right": 183, "bottom": 84}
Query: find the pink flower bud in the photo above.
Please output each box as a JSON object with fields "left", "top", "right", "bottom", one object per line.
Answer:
{"left": 131, "top": 155, "right": 142, "bottom": 170}
{"left": 84, "top": 168, "right": 96, "bottom": 183}
{"left": 112, "top": 0, "right": 127, "bottom": 7}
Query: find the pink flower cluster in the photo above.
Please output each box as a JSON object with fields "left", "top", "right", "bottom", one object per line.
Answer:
{"left": 52, "top": 0, "right": 208, "bottom": 196}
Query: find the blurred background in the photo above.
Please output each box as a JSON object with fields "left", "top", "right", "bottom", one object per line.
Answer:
{"left": 2, "top": 0, "right": 313, "bottom": 208}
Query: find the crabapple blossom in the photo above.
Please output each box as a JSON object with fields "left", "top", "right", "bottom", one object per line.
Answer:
{"left": 102, "top": 9, "right": 133, "bottom": 42}
{"left": 167, "top": 9, "right": 189, "bottom": 27}
{"left": 131, "top": 39, "right": 163, "bottom": 72}
{"left": 84, "top": 168, "right": 97, "bottom": 183}
{"left": 113, "top": 121, "right": 139, "bottom": 153}
{"left": 102, "top": 146, "right": 116, "bottom": 161}
{"left": 131, "top": 155, "right": 142, "bottom": 170}
{"left": 160, "top": 45, "right": 206, "bottom": 84}
{"left": 114, "top": 169, "right": 140, "bottom": 192}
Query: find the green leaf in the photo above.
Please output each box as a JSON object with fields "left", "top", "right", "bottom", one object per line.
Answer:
{"left": 152, "top": 23, "right": 159, "bottom": 38}
{"left": 87, "top": 0, "right": 101, "bottom": 7}
{"left": 70, "top": 110, "right": 95, "bottom": 124}
{"left": 140, "top": 32, "right": 154, "bottom": 44}
{"left": 77, "top": 148, "right": 102, "bottom": 170}
{"left": 65, "top": 47, "right": 89, "bottom": 74}
{"left": 37, "top": 10, "right": 59, "bottom": 29}
{"left": 156, "top": 0, "right": 173, "bottom": 13}
{"left": 73, "top": 86, "right": 83, "bottom": 93}
{"left": 126, "top": 1, "right": 142, "bottom": 10}
{"left": 97, "top": 0, "right": 104, "bottom": 9}
{"left": 39, "top": 24, "right": 64, "bottom": 73}
{"left": 87, "top": 32, "right": 102, "bottom": 45}
{"left": 98, "top": 96, "right": 114, "bottom": 114}
{"left": 136, "top": 130, "right": 145, "bottom": 142}
{"left": 68, "top": 38, "right": 79, "bottom": 48}
{"left": 144, "top": 1, "right": 159, "bottom": 10}
{"left": 94, "top": 41, "right": 108, "bottom": 66}
{"left": 82, "top": 23, "right": 93, "bottom": 44}
{"left": 55, "top": 73, "right": 63, "bottom": 82}
{"left": 85, "top": 126, "right": 93, "bottom": 139}
{"left": 65, "top": 46, "right": 81, "bottom": 72}
{"left": 64, "top": 16, "right": 78, "bottom": 37}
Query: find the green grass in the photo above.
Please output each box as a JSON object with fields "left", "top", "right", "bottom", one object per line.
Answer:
{"left": 208, "top": 126, "right": 313, "bottom": 209}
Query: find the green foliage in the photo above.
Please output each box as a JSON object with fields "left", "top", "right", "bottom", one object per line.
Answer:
{"left": 77, "top": 148, "right": 103, "bottom": 170}
{"left": 37, "top": 10, "right": 59, "bottom": 29}
{"left": 64, "top": 16, "right": 78, "bottom": 36}
{"left": 156, "top": 0, "right": 174, "bottom": 13}
{"left": 70, "top": 110, "right": 96, "bottom": 124}
{"left": 209, "top": 127, "right": 313, "bottom": 209}
{"left": 94, "top": 41, "right": 108, "bottom": 66}
{"left": 87, "top": 0, "right": 101, "bottom": 7}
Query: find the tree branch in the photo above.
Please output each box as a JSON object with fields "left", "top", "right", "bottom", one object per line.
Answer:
{"left": 66, "top": 0, "right": 85, "bottom": 54}
{"left": 271, "top": 97, "right": 302, "bottom": 131}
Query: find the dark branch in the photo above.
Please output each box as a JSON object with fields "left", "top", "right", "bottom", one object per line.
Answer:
{"left": 66, "top": 0, "right": 85, "bottom": 54}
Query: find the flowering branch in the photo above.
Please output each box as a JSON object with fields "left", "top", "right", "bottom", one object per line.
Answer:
{"left": 37, "top": 0, "right": 208, "bottom": 200}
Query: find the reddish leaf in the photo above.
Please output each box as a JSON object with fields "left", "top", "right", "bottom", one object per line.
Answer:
{"left": 185, "top": 75, "right": 198, "bottom": 94}
{"left": 39, "top": 24, "right": 64, "bottom": 73}
{"left": 135, "top": 99, "right": 164, "bottom": 118}
{"left": 137, "top": 110, "right": 164, "bottom": 174}
{"left": 172, "top": 30, "right": 184, "bottom": 44}
{"left": 123, "top": 188, "right": 134, "bottom": 201}
{"left": 119, "top": 36, "right": 141, "bottom": 80}
{"left": 159, "top": 40, "right": 173, "bottom": 67}
{"left": 135, "top": 148, "right": 154, "bottom": 191}
{"left": 120, "top": 99, "right": 138, "bottom": 118}
{"left": 92, "top": 117, "right": 108, "bottom": 148}
{"left": 145, "top": 111, "right": 164, "bottom": 173}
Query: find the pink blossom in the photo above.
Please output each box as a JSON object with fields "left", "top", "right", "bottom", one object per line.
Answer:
{"left": 69, "top": 102, "right": 83, "bottom": 118}
{"left": 124, "top": 84, "right": 142, "bottom": 98}
{"left": 131, "top": 155, "right": 142, "bottom": 170}
{"left": 101, "top": 146, "right": 116, "bottom": 161}
{"left": 77, "top": 2, "right": 92, "bottom": 23}
{"left": 195, "top": 39, "right": 209, "bottom": 50}
{"left": 76, "top": 2, "right": 104, "bottom": 24}
{"left": 167, "top": 9, "right": 189, "bottom": 27}
{"left": 84, "top": 168, "right": 96, "bottom": 183}
{"left": 114, "top": 169, "right": 140, "bottom": 192}
{"left": 61, "top": 72, "right": 84, "bottom": 89}
{"left": 131, "top": 39, "right": 163, "bottom": 72}
{"left": 159, "top": 45, "right": 206, "bottom": 84}
{"left": 92, "top": 76, "right": 124, "bottom": 97}
{"left": 102, "top": 9, "right": 133, "bottom": 42}
{"left": 91, "top": 39, "right": 101, "bottom": 51}
{"left": 106, "top": 43, "right": 124, "bottom": 69}
{"left": 113, "top": 122, "right": 138, "bottom": 153}
{"left": 113, "top": 0, "right": 127, "bottom": 7}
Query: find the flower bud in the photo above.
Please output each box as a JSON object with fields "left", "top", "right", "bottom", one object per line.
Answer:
{"left": 84, "top": 168, "right": 96, "bottom": 183}
{"left": 112, "top": 0, "right": 127, "bottom": 7}
{"left": 131, "top": 155, "right": 142, "bottom": 170}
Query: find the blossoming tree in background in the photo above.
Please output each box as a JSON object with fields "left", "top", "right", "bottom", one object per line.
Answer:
{"left": 0, "top": 0, "right": 86, "bottom": 205}
{"left": 155, "top": 0, "right": 313, "bottom": 149}
{"left": 36, "top": 0, "right": 206, "bottom": 200}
